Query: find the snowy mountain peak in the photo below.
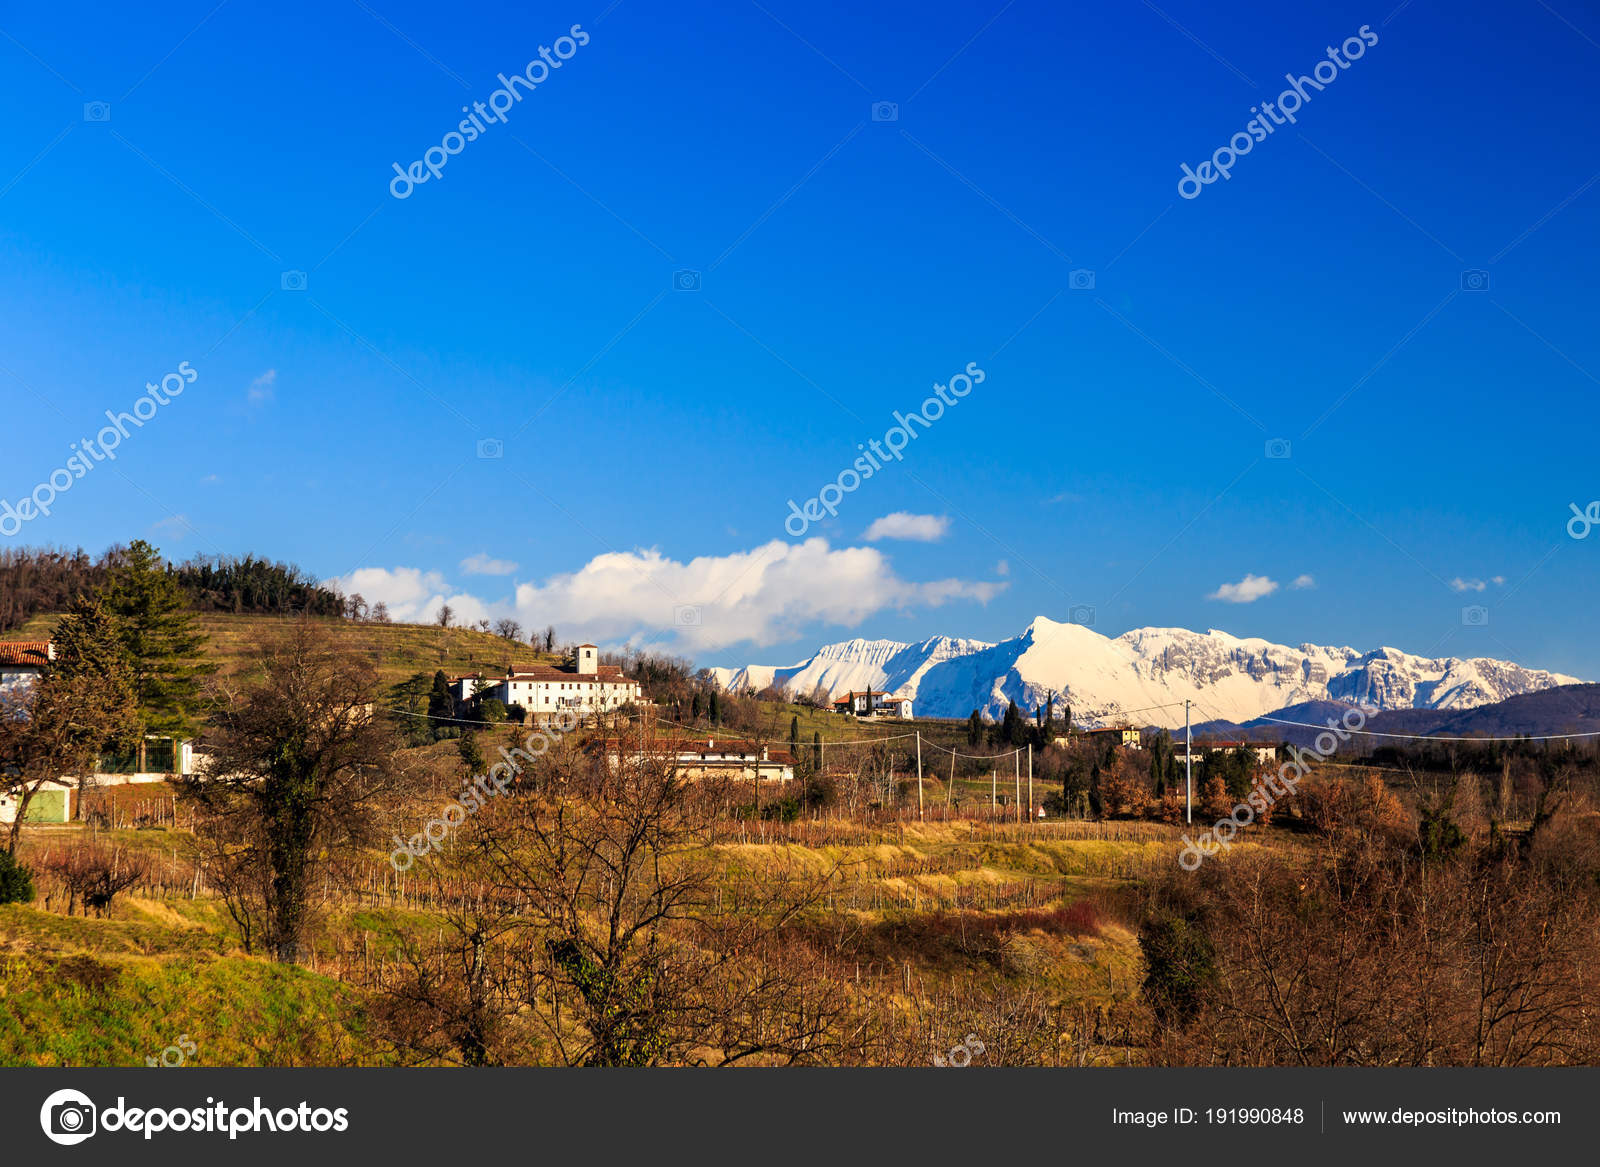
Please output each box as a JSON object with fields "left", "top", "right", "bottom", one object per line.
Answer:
{"left": 712, "top": 618, "right": 1582, "bottom": 727}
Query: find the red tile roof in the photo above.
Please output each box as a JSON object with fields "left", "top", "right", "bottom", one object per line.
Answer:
{"left": 0, "top": 641, "right": 52, "bottom": 667}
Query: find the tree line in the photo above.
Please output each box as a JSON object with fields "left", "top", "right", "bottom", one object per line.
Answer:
{"left": 0, "top": 545, "right": 350, "bottom": 633}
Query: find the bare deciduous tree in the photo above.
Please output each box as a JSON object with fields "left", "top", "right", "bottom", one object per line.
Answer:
{"left": 187, "top": 621, "right": 417, "bottom": 961}
{"left": 375, "top": 731, "right": 858, "bottom": 1065}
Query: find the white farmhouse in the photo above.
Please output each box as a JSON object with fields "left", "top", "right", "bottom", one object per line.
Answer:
{"left": 595, "top": 736, "right": 796, "bottom": 783}
{"left": 463, "top": 645, "right": 645, "bottom": 726}
{"left": 830, "top": 689, "right": 914, "bottom": 719}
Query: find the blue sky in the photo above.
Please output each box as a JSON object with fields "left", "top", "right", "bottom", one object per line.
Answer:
{"left": 2, "top": 0, "right": 1597, "bottom": 676}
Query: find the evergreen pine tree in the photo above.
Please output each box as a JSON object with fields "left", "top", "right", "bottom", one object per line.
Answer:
{"left": 427, "top": 670, "right": 456, "bottom": 739}
{"left": 99, "top": 540, "right": 213, "bottom": 735}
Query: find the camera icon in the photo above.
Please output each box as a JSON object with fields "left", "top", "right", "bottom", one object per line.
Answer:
{"left": 1265, "top": 438, "right": 1292, "bottom": 459}
{"left": 280, "top": 270, "right": 307, "bottom": 292}
{"left": 476, "top": 438, "right": 504, "bottom": 459}
{"left": 83, "top": 101, "right": 111, "bottom": 122}
{"left": 673, "top": 604, "right": 702, "bottom": 627}
{"left": 40, "top": 1089, "right": 97, "bottom": 1145}
{"left": 1068, "top": 603, "right": 1096, "bottom": 627}
{"left": 673, "top": 269, "right": 701, "bottom": 292}
{"left": 1460, "top": 269, "right": 1491, "bottom": 292}
{"left": 871, "top": 101, "right": 899, "bottom": 122}
{"left": 1462, "top": 605, "right": 1489, "bottom": 627}
{"left": 1068, "top": 269, "right": 1096, "bottom": 290}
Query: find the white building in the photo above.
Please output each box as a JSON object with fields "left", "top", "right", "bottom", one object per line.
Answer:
{"left": 463, "top": 645, "right": 645, "bottom": 726}
{"left": 0, "top": 778, "right": 72, "bottom": 824}
{"left": 1176, "top": 740, "right": 1279, "bottom": 766}
{"left": 596, "top": 737, "right": 795, "bottom": 783}
{"left": 830, "top": 689, "right": 914, "bottom": 719}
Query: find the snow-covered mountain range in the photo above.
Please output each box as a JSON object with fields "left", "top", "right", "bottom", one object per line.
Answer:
{"left": 708, "top": 618, "right": 1583, "bottom": 728}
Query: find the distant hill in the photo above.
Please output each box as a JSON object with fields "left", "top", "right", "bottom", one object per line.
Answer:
{"left": 1185, "top": 684, "right": 1600, "bottom": 747}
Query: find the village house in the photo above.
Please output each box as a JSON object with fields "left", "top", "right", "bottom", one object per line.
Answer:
{"left": 1175, "top": 739, "right": 1279, "bottom": 766}
{"left": 1084, "top": 725, "right": 1143, "bottom": 750}
{"left": 830, "top": 689, "right": 914, "bottom": 719}
{"left": 455, "top": 644, "right": 645, "bottom": 726}
{"left": 593, "top": 736, "right": 796, "bottom": 783}
{"left": 0, "top": 640, "right": 53, "bottom": 699}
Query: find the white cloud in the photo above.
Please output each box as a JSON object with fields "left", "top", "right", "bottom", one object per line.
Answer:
{"left": 248, "top": 369, "right": 276, "bottom": 405}
{"left": 1207, "top": 573, "right": 1279, "bottom": 604}
{"left": 1450, "top": 577, "right": 1487, "bottom": 592}
{"left": 325, "top": 566, "right": 491, "bottom": 628}
{"left": 995, "top": 559, "right": 1010, "bottom": 577}
{"left": 460, "top": 553, "right": 518, "bottom": 576}
{"left": 862, "top": 512, "right": 950, "bottom": 542}
{"left": 149, "top": 515, "right": 192, "bottom": 541}
{"left": 1290, "top": 574, "right": 1316, "bottom": 590}
{"left": 1491, "top": 575, "right": 1505, "bottom": 585}
{"left": 331, "top": 538, "right": 1006, "bottom": 654}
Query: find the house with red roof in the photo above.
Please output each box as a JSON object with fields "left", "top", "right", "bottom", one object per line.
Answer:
{"left": 0, "top": 640, "right": 53, "bottom": 700}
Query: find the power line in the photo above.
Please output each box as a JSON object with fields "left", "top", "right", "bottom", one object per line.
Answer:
{"left": 920, "top": 738, "right": 1025, "bottom": 761}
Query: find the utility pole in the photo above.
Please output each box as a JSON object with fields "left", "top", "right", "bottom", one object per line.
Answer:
{"left": 1185, "top": 698, "right": 1193, "bottom": 825}
{"left": 1014, "top": 751, "right": 1021, "bottom": 825}
{"left": 915, "top": 731, "right": 924, "bottom": 822}
{"left": 991, "top": 768, "right": 997, "bottom": 820}
{"left": 1027, "top": 743, "right": 1033, "bottom": 822}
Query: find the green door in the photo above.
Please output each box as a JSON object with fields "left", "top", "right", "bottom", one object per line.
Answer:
{"left": 24, "top": 789, "right": 67, "bottom": 822}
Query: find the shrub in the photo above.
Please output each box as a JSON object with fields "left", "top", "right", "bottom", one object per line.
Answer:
{"left": 1139, "top": 913, "right": 1217, "bottom": 1028}
{"left": 0, "top": 850, "right": 34, "bottom": 904}
{"left": 42, "top": 845, "right": 149, "bottom": 916}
